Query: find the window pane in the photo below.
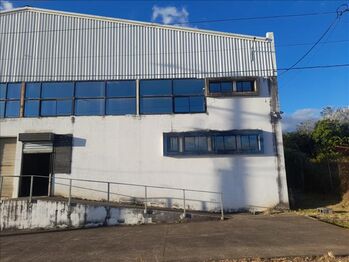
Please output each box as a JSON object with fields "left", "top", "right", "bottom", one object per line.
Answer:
{"left": 42, "top": 82, "right": 74, "bottom": 98}
{"left": 75, "top": 99, "right": 104, "bottom": 116}
{"left": 167, "top": 137, "right": 179, "bottom": 152}
{"left": 197, "top": 136, "right": 208, "bottom": 151}
{"left": 224, "top": 136, "right": 236, "bottom": 150}
{"left": 189, "top": 96, "right": 205, "bottom": 113}
{"left": 76, "top": 82, "right": 105, "bottom": 98}
{"left": 25, "top": 83, "right": 41, "bottom": 98}
{"left": 106, "top": 98, "right": 136, "bottom": 115}
{"left": 221, "top": 82, "right": 233, "bottom": 93}
{"left": 0, "top": 101, "right": 5, "bottom": 118}
{"left": 57, "top": 100, "right": 73, "bottom": 116}
{"left": 5, "top": 101, "right": 20, "bottom": 117}
{"left": 237, "top": 81, "right": 254, "bottom": 92}
{"left": 24, "top": 100, "right": 40, "bottom": 117}
{"left": 209, "top": 83, "right": 220, "bottom": 93}
{"left": 140, "top": 80, "right": 172, "bottom": 96}
{"left": 0, "top": 84, "right": 6, "bottom": 99}
{"left": 107, "top": 81, "right": 136, "bottom": 97}
{"left": 240, "top": 135, "right": 250, "bottom": 150}
{"left": 184, "top": 137, "right": 196, "bottom": 152}
{"left": 214, "top": 136, "right": 224, "bottom": 151}
{"left": 42, "top": 100, "right": 72, "bottom": 116}
{"left": 6, "top": 83, "right": 21, "bottom": 99}
{"left": 174, "top": 97, "right": 189, "bottom": 113}
{"left": 140, "top": 97, "right": 172, "bottom": 114}
{"left": 249, "top": 135, "right": 259, "bottom": 151}
{"left": 173, "top": 79, "right": 204, "bottom": 95}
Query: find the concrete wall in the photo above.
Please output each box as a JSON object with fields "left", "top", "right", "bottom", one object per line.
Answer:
{"left": 0, "top": 78, "right": 289, "bottom": 211}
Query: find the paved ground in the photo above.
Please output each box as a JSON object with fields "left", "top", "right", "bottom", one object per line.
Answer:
{"left": 0, "top": 214, "right": 348, "bottom": 262}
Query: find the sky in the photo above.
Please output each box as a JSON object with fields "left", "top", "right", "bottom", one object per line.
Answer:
{"left": 1, "top": 0, "right": 349, "bottom": 130}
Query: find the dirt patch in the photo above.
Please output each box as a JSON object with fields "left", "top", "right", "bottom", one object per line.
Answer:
{"left": 210, "top": 252, "right": 349, "bottom": 262}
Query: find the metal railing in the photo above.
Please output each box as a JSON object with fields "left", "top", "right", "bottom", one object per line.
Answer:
{"left": 0, "top": 175, "right": 224, "bottom": 220}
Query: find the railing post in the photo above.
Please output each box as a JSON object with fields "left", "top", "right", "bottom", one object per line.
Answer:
{"left": 144, "top": 186, "right": 147, "bottom": 214}
{"left": 220, "top": 193, "right": 224, "bottom": 220}
{"left": 0, "top": 176, "right": 3, "bottom": 200}
{"left": 107, "top": 182, "right": 110, "bottom": 203}
{"left": 47, "top": 174, "right": 52, "bottom": 197}
{"left": 68, "top": 179, "right": 72, "bottom": 206}
{"left": 183, "top": 189, "right": 186, "bottom": 217}
{"left": 29, "top": 175, "right": 34, "bottom": 203}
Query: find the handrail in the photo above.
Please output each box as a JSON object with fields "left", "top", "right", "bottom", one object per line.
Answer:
{"left": 0, "top": 174, "right": 224, "bottom": 220}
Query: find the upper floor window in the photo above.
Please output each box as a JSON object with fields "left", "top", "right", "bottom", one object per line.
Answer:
{"left": 140, "top": 79, "right": 205, "bottom": 114}
{"left": 163, "top": 130, "right": 263, "bottom": 156}
{"left": 106, "top": 81, "right": 136, "bottom": 115}
{"left": 0, "top": 83, "right": 21, "bottom": 118}
{"left": 208, "top": 79, "right": 257, "bottom": 96}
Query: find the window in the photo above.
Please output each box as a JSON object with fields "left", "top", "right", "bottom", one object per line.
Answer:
{"left": 75, "top": 81, "right": 104, "bottom": 116}
{"left": 140, "top": 80, "right": 172, "bottom": 114}
{"left": 24, "top": 83, "right": 41, "bottom": 117}
{"left": 41, "top": 82, "right": 74, "bottom": 116}
{"left": 0, "top": 83, "right": 21, "bottom": 118}
{"left": 208, "top": 79, "right": 256, "bottom": 96}
{"left": 106, "top": 81, "right": 136, "bottom": 115}
{"left": 173, "top": 79, "right": 205, "bottom": 113}
{"left": 140, "top": 79, "right": 205, "bottom": 114}
{"left": 236, "top": 81, "right": 254, "bottom": 92}
{"left": 164, "top": 130, "right": 262, "bottom": 156}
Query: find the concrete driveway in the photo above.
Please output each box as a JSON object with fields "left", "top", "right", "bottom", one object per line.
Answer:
{"left": 0, "top": 214, "right": 348, "bottom": 261}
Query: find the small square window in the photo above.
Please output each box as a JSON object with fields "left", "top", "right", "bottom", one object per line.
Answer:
{"left": 236, "top": 81, "right": 254, "bottom": 92}
{"left": 6, "top": 83, "right": 21, "bottom": 99}
{"left": 5, "top": 101, "right": 20, "bottom": 117}
{"left": 24, "top": 100, "right": 40, "bottom": 117}
{"left": 25, "top": 83, "right": 41, "bottom": 98}
{"left": 209, "top": 82, "right": 221, "bottom": 93}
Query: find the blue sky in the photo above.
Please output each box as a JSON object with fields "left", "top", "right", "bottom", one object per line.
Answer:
{"left": 1, "top": 0, "right": 349, "bottom": 129}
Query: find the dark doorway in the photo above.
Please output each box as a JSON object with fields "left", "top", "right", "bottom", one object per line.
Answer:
{"left": 19, "top": 153, "right": 51, "bottom": 197}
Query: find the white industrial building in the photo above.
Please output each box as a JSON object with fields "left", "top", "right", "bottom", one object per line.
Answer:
{"left": 0, "top": 7, "right": 289, "bottom": 211}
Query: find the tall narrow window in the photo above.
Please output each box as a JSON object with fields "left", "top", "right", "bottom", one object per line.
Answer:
{"left": 24, "top": 83, "right": 41, "bottom": 117}
{"left": 3, "top": 83, "right": 21, "bottom": 118}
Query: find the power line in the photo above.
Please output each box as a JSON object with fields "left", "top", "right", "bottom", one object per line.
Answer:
{"left": 1, "top": 63, "right": 348, "bottom": 79}
{"left": 279, "top": 4, "right": 349, "bottom": 76}
{"left": 0, "top": 10, "right": 337, "bottom": 35}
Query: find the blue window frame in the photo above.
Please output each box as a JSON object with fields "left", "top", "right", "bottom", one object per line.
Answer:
{"left": 209, "top": 81, "right": 233, "bottom": 94}
{"left": 41, "top": 100, "right": 73, "bottom": 116}
{"left": 24, "top": 83, "right": 41, "bottom": 117}
{"left": 24, "top": 100, "right": 40, "bottom": 117}
{"left": 140, "top": 79, "right": 205, "bottom": 114}
{"left": 164, "top": 130, "right": 262, "bottom": 156}
{"left": 0, "top": 83, "right": 21, "bottom": 118}
{"left": 236, "top": 81, "right": 254, "bottom": 92}
{"left": 75, "top": 81, "right": 105, "bottom": 98}
{"left": 106, "top": 81, "right": 136, "bottom": 115}
{"left": 41, "top": 82, "right": 74, "bottom": 116}
{"left": 75, "top": 99, "right": 104, "bottom": 116}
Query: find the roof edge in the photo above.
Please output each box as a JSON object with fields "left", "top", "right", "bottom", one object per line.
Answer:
{"left": 0, "top": 7, "right": 272, "bottom": 41}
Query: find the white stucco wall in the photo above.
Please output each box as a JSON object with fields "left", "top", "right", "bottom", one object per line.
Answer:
{"left": 0, "top": 78, "right": 288, "bottom": 211}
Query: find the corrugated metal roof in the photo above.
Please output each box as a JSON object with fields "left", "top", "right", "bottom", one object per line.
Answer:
{"left": 0, "top": 7, "right": 277, "bottom": 82}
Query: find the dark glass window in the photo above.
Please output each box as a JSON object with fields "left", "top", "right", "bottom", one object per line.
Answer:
{"left": 184, "top": 136, "right": 208, "bottom": 153}
{"left": 42, "top": 82, "right": 74, "bottom": 98}
{"left": 164, "top": 130, "right": 262, "bottom": 156}
{"left": 236, "top": 81, "right": 254, "bottom": 92}
{"left": 167, "top": 137, "right": 179, "bottom": 153}
{"left": 221, "top": 82, "right": 233, "bottom": 93}
{"left": 209, "top": 81, "right": 232, "bottom": 94}
{"left": 209, "top": 83, "right": 221, "bottom": 93}
{"left": 24, "top": 101, "right": 40, "bottom": 117}
{"left": 0, "top": 101, "right": 5, "bottom": 118}
{"left": 42, "top": 100, "right": 72, "bottom": 116}
{"left": 75, "top": 99, "right": 104, "bottom": 116}
{"left": 25, "top": 83, "right": 41, "bottom": 98}
{"left": 106, "top": 98, "right": 136, "bottom": 115}
{"left": 173, "top": 79, "right": 204, "bottom": 95}
{"left": 5, "top": 101, "right": 20, "bottom": 117}
{"left": 240, "top": 134, "right": 260, "bottom": 152}
{"left": 0, "top": 84, "right": 6, "bottom": 99}
{"left": 140, "top": 97, "right": 172, "bottom": 114}
{"left": 106, "top": 81, "right": 136, "bottom": 97}
{"left": 76, "top": 81, "right": 105, "bottom": 98}
{"left": 140, "top": 80, "right": 172, "bottom": 96}
{"left": 174, "top": 96, "right": 205, "bottom": 113}
{"left": 6, "top": 83, "right": 21, "bottom": 99}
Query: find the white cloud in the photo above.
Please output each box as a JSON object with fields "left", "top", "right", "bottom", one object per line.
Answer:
{"left": 0, "top": 0, "right": 13, "bottom": 11}
{"left": 151, "top": 5, "right": 189, "bottom": 25}
{"left": 282, "top": 108, "right": 321, "bottom": 132}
